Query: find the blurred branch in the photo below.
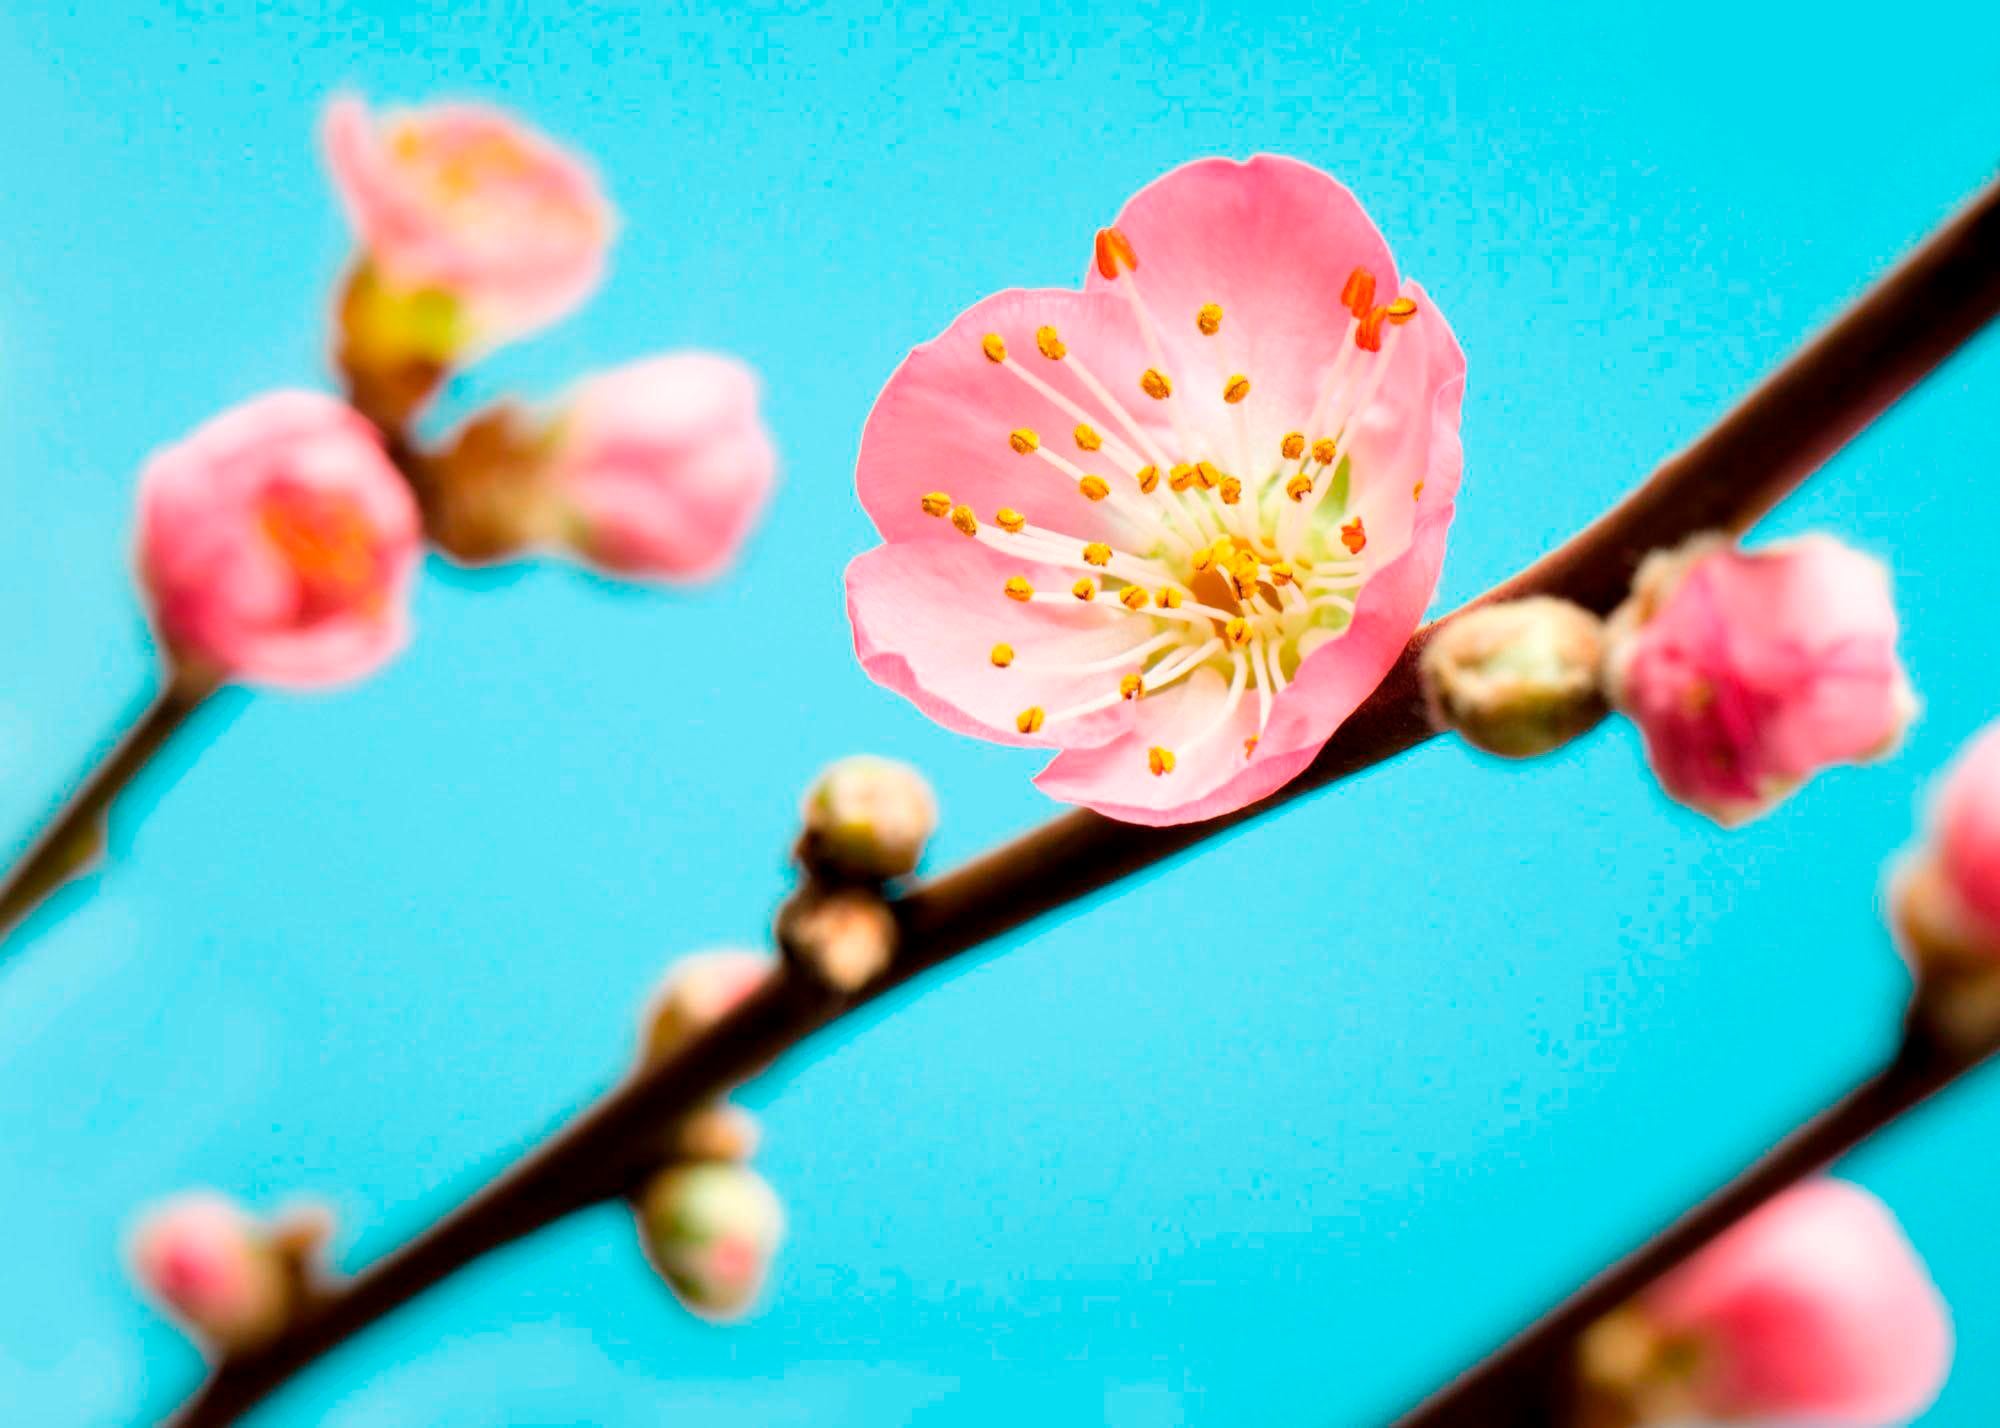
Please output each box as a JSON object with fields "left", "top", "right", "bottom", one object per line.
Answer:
{"left": 0, "top": 670, "right": 219, "bottom": 955}
{"left": 166, "top": 169, "right": 2000, "bottom": 1427}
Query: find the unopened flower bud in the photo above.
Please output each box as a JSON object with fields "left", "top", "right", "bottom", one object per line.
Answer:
{"left": 1576, "top": 1179, "right": 1949, "bottom": 1426}
{"left": 670, "top": 1104, "right": 762, "bottom": 1164}
{"left": 641, "top": 949, "right": 774, "bottom": 1063}
{"left": 800, "top": 755, "right": 938, "bottom": 880}
{"left": 129, "top": 1193, "right": 294, "bottom": 1353}
{"left": 1420, "top": 598, "right": 1606, "bottom": 758}
{"left": 421, "top": 404, "right": 562, "bottom": 564}
{"left": 1604, "top": 534, "right": 1914, "bottom": 825}
{"left": 1895, "top": 722, "right": 2000, "bottom": 1050}
{"left": 783, "top": 889, "right": 896, "bottom": 992}
{"left": 635, "top": 1163, "right": 784, "bottom": 1321}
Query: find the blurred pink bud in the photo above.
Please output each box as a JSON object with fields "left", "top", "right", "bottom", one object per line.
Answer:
{"left": 636, "top": 1163, "right": 784, "bottom": 1321}
{"left": 551, "top": 354, "right": 777, "bottom": 582}
{"left": 1637, "top": 1179, "right": 1951, "bottom": 1424}
{"left": 800, "top": 755, "right": 938, "bottom": 880}
{"left": 322, "top": 96, "right": 611, "bottom": 345}
{"left": 1933, "top": 722, "right": 2000, "bottom": 943}
{"left": 130, "top": 1193, "right": 292, "bottom": 1352}
{"left": 642, "top": 949, "right": 775, "bottom": 1063}
{"left": 136, "top": 392, "right": 421, "bottom": 688}
{"left": 1605, "top": 534, "right": 1913, "bottom": 824}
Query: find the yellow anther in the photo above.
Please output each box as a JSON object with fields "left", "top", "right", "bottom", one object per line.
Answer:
{"left": 1286, "top": 473, "right": 1314, "bottom": 502}
{"left": 1218, "top": 476, "right": 1243, "bottom": 505}
{"left": 1222, "top": 374, "right": 1250, "bottom": 404}
{"left": 1196, "top": 302, "right": 1223, "bottom": 335}
{"left": 1341, "top": 516, "right": 1368, "bottom": 555}
{"left": 1004, "top": 576, "right": 1034, "bottom": 602}
{"left": 1147, "top": 746, "right": 1176, "bottom": 776}
{"left": 1134, "top": 464, "right": 1160, "bottom": 493}
{"left": 1140, "top": 368, "right": 1172, "bottom": 400}
{"left": 949, "top": 504, "right": 978, "bottom": 537}
{"left": 1311, "top": 437, "right": 1337, "bottom": 465}
{"left": 1119, "top": 585, "right": 1149, "bottom": 610}
{"left": 1074, "top": 423, "right": 1103, "bottom": 452}
{"left": 981, "top": 333, "right": 1007, "bottom": 363}
{"left": 1072, "top": 577, "right": 1097, "bottom": 601}
{"left": 1224, "top": 616, "right": 1250, "bottom": 646}
{"left": 1094, "top": 226, "right": 1138, "bottom": 279}
{"left": 1413, "top": 480, "right": 1426, "bottom": 501}
{"left": 1082, "top": 542, "right": 1112, "bottom": 567}
{"left": 1189, "top": 545, "right": 1216, "bottom": 575}
{"left": 921, "top": 491, "right": 952, "bottom": 518}
{"left": 1120, "top": 673, "right": 1145, "bottom": 700}
{"left": 1035, "top": 325, "right": 1066, "bottom": 360}
{"left": 1243, "top": 735, "right": 1260, "bottom": 757}
{"left": 1168, "top": 462, "right": 1196, "bottom": 492}
{"left": 1017, "top": 707, "right": 1046, "bottom": 734}
{"left": 1009, "top": 428, "right": 1040, "bottom": 455}
{"left": 996, "top": 507, "right": 1026, "bottom": 533}
{"left": 1078, "top": 474, "right": 1111, "bottom": 502}
{"left": 1195, "top": 460, "right": 1221, "bottom": 490}
{"left": 1280, "top": 431, "right": 1306, "bottom": 460}
{"left": 1156, "top": 587, "right": 1184, "bottom": 609}
{"left": 990, "top": 643, "right": 1015, "bottom": 668}
{"left": 1384, "top": 296, "right": 1420, "bottom": 324}
{"left": 1269, "top": 561, "right": 1295, "bottom": 586}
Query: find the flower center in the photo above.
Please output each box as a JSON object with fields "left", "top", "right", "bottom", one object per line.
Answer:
{"left": 258, "top": 485, "right": 384, "bottom": 621}
{"left": 923, "top": 235, "right": 1421, "bottom": 775}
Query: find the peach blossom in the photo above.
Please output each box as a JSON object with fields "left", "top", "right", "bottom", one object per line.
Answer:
{"left": 136, "top": 392, "right": 421, "bottom": 688}
{"left": 1639, "top": 1179, "right": 1951, "bottom": 1423}
{"left": 323, "top": 96, "right": 611, "bottom": 342}
{"left": 551, "top": 354, "right": 777, "bottom": 581}
{"left": 1605, "top": 534, "right": 1913, "bottom": 824}
{"left": 845, "top": 156, "right": 1465, "bottom": 824}
{"left": 129, "top": 1193, "right": 290, "bottom": 1351}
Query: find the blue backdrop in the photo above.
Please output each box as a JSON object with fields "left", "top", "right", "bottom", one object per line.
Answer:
{"left": 3, "top": 2, "right": 1998, "bottom": 1423}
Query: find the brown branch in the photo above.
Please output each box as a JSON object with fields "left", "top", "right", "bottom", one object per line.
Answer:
{"left": 0, "top": 670, "right": 220, "bottom": 955}
{"left": 165, "top": 168, "right": 2000, "bottom": 1428}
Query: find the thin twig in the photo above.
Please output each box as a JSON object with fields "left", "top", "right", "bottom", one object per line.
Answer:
{"left": 0, "top": 670, "right": 219, "bottom": 954}
{"left": 165, "top": 169, "right": 2000, "bottom": 1427}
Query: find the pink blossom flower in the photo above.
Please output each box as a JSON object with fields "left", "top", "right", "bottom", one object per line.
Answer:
{"left": 1637, "top": 1179, "right": 1951, "bottom": 1423}
{"left": 551, "top": 354, "right": 777, "bottom": 581}
{"left": 1605, "top": 534, "right": 1914, "bottom": 825}
{"left": 129, "top": 1193, "right": 291, "bottom": 1351}
{"left": 1933, "top": 722, "right": 2000, "bottom": 942}
{"left": 844, "top": 156, "right": 1465, "bottom": 824}
{"left": 322, "top": 96, "right": 612, "bottom": 343}
{"left": 136, "top": 392, "right": 421, "bottom": 688}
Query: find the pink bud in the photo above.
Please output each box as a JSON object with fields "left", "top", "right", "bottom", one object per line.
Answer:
{"left": 1637, "top": 1179, "right": 1951, "bottom": 1423}
{"left": 635, "top": 1163, "right": 784, "bottom": 1321}
{"left": 322, "top": 96, "right": 612, "bottom": 345}
{"left": 551, "top": 354, "right": 777, "bottom": 582}
{"left": 641, "top": 949, "right": 775, "bottom": 1063}
{"left": 129, "top": 1193, "right": 292, "bottom": 1352}
{"left": 135, "top": 392, "right": 421, "bottom": 688}
{"left": 1605, "top": 534, "right": 1913, "bottom": 824}
{"left": 1933, "top": 722, "right": 2000, "bottom": 942}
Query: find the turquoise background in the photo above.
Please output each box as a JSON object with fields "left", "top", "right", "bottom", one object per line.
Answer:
{"left": 2, "top": 2, "right": 1998, "bottom": 1423}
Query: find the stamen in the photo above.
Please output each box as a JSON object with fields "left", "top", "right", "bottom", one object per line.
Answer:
{"left": 1286, "top": 473, "right": 1314, "bottom": 502}
{"left": 1244, "top": 736, "right": 1259, "bottom": 757}
{"left": 1144, "top": 636, "right": 1223, "bottom": 692}
{"left": 993, "top": 352, "right": 1148, "bottom": 475}
{"left": 1280, "top": 432, "right": 1305, "bottom": 460}
{"left": 1016, "top": 707, "right": 1046, "bottom": 734}
{"left": 1249, "top": 636, "right": 1274, "bottom": 735}
{"left": 996, "top": 507, "right": 1026, "bottom": 533}
{"left": 1140, "top": 368, "right": 1172, "bottom": 400}
{"left": 1120, "top": 673, "right": 1145, "bottom": 700}
{"left": 1082, "top": 542, "right": 1113, "bottom": 567}
{"left": 1356, "top": 308, "right": 1388, "bottom": 352}
{"left": 1194, "top": 461, "right": 1222, "bottom": 490}
{"left": 1384, "top": 296, "right": 1419, "bottom": 324}
{"left": 1072, "top": 578, "right": 1097, "bottom": 601}
{"left": 1196, "top": 303, "right": 1223, "bottom": 335}
{"left": 981, "top": 333, "right": 1007, "bottom": 363}
{"left": 949, "top": 504, "right": 978, "bottom": 537}
{"left": 1062, "top": 350, "right": 1174, "bottom": 473}
{"left": 1268, "top": 561, "right": 1295, "bottom": 586}
{"left": 1148, "top": 746, "right": 1175, "bottom": 776}
{"left": 1341, "top": 268, "right": 1376, "bottom": 318}
{"left": 1074, "top": 424, "right": 1103, "bottom": 452}
{"left": 1218, "top": 476, "right": 1243, "bottom": 505}
{"left": 1413, "top": 480, "right": 1425, "bottom": 501}
{"left": 1222, "top": 374, "right": 1250, "bottom": 404}
{"left": 1340, "top": 517, "right": 1367, "bottom": 554}
{"left": 1223, "top": 616, "right": 1250, "bottom": 646}
{"left": 1010, "top": 428, "right": 1039, "bottom": 455}
{"left": 1035, "top": 325, "right": 1066, "bottom": 360}
{"left": 1004, "top": 576, "right": 1034, "bottom": 602}
{"left": 990, "top": 643, "right": 1014, "bottom": 668}
{"left": 1094, "top": 226, "right": 1138, "bottom": 279}
{"left": 1156, "top": 587, "right": 1184, "bottom": 609}
{"left": 1134, "top": 464, "right": 1160, "bottom": 493}
{"left": 921, "top": 491, "right": 952, "bottom": 518}
{"left": 1119, "top": 585, "right": 1149, "bottom": 610}
{"left": 1078, "top": 474, "right": 1111, "bottom": 502}
{"left": 1031, "top": 629, "right": 1179, "bottom": 676}
{"left": 1181, "top": 653, "right": 1250, "bottom": 757}
{"left": 1168, "top": 463, "right": 1196, "bottom": 492}
{"left": 1311, "top": 437, "right": 1337, "bottom": 465}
